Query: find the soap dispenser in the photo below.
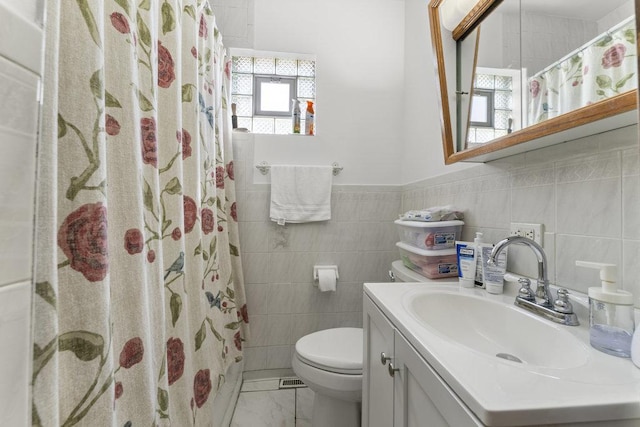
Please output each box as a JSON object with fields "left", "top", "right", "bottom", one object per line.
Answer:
{"left": 576, "top": 261, "right": 634, "bottom": 358}
{"left": 633, "top": 318, "right": 640, "bottom": 368}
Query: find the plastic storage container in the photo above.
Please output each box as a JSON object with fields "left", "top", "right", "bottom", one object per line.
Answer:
{"left": 396, "top": 242, "right": 458, "bottom": 279}
{"left": 394, "top": 220, "right": 464, "bottom": 250}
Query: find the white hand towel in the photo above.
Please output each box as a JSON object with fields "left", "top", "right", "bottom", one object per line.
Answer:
{"left": 269, "top": 165, "right": 333, "bottom": 224}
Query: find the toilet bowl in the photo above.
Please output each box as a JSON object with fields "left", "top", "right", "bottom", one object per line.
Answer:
{"left": 292, "top": 327, "right": 363, "bottom": 427}
{"left": 291, "top": 262, "right": 427, "bottom": 426}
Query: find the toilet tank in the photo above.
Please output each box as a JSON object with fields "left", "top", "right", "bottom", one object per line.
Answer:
{"left": 391, "top": 260, "right": 430, "bottom": 282}
{"left": 391, "top": 260, "right": 463, "bottom": 285}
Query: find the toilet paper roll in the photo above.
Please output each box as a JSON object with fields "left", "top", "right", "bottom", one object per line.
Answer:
{"left": 317, "top": 269, "right": 337, "bottom": 292}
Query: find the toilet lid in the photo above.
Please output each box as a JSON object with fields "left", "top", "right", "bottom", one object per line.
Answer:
{"left": 295, "top": 328, "right": 363, "bottom": 374}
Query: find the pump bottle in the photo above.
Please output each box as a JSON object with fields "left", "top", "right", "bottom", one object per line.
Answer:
{"left": 632, "top": 318, "right": 640, "bottom": 368}
{"left": 576, "top": 261, "right": 634, "bottom": 358}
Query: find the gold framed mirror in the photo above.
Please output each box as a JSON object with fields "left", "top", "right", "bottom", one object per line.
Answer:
{"left": 429, "top": 0, "right": 638, "bottom": 164}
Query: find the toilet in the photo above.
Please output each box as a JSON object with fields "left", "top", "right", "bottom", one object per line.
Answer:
{"left": 292, "top": 327, "right": 363, "bottom": 427}
{"left": 390, "top": 259, "right": 431, "bottom": 283}
{"left": 292, "top": 262, "right": 427, "bottom": 427}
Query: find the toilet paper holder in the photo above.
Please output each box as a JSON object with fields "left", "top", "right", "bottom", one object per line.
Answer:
{"left": 313, "top": 265, "right": 339, "bottom": 284}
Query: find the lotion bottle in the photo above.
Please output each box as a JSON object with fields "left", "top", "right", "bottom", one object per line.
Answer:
{"left": 456, "top": 241, "right": 476, "bottom": 288}
{"left": 576, "top": 261, "right": 634, "bottom": 358}
{"left": 483, "top": 244, "right": 507, "bottom": 294}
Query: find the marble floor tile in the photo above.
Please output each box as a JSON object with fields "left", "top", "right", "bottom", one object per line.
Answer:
{"left": 295, "top": 387, "right": 314, "bottom": 426}
{"left": 295, "top": 418, "right": 312, "bottom": 427}
{"left": 240, "top": 378, "right": 280, "bottom": 392}
{"left": 231, "top": 389, "right": 295, "bottom": 427}
{"left": 232, "top": 377, "right": 315, "bottom": 427}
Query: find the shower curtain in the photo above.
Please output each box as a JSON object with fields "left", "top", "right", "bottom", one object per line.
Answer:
{"left": 32, "top": 1, "right": 248, "bottom": 425}
{"left": 527, "top": 17, "right": 637, "bottom": 125}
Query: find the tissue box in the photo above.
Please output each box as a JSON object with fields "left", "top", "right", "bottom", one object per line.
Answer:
{"left": 396, "top": 242, "right": 458, "bottom": 279}
{"left": 394, "top": 219, "right": 464, "bottom": 250}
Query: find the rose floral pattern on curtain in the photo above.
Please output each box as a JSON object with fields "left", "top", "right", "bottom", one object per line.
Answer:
{"left": 527, "top": 16, "right": 637, "bottom": 125}
{"left": 33, "top": 1, "right": 248, "bottom": 425}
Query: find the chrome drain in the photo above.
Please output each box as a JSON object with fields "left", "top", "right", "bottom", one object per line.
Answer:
{"left": 496, "top": 353, "right": 523, "bottom": 363}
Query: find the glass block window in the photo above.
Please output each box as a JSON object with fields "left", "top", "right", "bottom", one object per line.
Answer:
{"left": 231, "top": 54, "right": 316, "bottom": 135}
{"left": 467, "top": 73, "right": 514, "bottom": 145}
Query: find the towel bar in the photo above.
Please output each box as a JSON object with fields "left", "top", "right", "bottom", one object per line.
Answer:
{"left": 255, "top": 161, "right": 343, "bottom": 176}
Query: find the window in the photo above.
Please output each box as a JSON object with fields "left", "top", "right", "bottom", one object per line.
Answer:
{"left": 469, "top": 90, "right": 494, "bottom": 128}
{"left": 466, "top": 67, "right": 521, "bottom": 146}
{"left": 231, "top": 53, "right": 316, "bottom": 135}
{"left": 254, "top": 76, "right": 296, "bottom": 116}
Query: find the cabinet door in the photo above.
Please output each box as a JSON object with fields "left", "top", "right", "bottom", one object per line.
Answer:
{"left": 393, "top": 333, "right": 483, "bottom": 427}
{"left": 363, "top": 296, "right": 395, "bottom": 427}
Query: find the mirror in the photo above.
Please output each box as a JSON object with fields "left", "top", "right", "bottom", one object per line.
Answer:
{"left": 429, "top": 0, "right": 638, "bottom": 163}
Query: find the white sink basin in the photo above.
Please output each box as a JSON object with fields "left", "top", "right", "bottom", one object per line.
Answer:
{"left": 406, "top": 290, "right": 589, "bottom": 369}
{"left": 365, "top": 282, "right": 640, "bottom": 426}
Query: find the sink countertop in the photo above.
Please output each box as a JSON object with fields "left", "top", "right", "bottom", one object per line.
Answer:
{"left": 364, "top": 281, "right": 640, "bottom": 426}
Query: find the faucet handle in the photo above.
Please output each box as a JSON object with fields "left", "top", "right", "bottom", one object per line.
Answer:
{"left": 553, "top": 288, "right": 574, "bottom": 314}
{"left": 517, "top": 278, "right": 536, "bottom": 302}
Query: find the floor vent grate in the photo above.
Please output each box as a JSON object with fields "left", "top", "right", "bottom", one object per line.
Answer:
{"left": 278, "top": 377, "right": 306, "bottom": 389}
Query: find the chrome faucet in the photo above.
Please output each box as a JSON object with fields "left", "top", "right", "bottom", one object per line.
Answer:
{"left": 489, "top": 236, "right": 579, "bottom": 326}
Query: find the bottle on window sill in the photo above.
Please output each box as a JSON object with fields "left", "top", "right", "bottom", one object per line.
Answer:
{"left": 305, "top": 100, "right": 315, "bottom": 136}
{"left": 292, "top": 99, "right": 301, "bottom": 134}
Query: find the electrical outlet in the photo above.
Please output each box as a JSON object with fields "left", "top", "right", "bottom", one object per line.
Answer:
{"left": 510, "top": 223, "right": 544, "bottom": 245}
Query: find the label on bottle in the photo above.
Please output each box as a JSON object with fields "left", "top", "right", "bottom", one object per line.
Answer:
{"left": 293, "top": 112, "right": 300, "bottom": 134}
{"left": 305, "top": 113, "right": 315, "bottom": 135}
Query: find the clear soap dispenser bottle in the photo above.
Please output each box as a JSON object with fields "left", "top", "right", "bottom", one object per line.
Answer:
{"left": 576, "top": 261, "right": 634, "bottom": 358}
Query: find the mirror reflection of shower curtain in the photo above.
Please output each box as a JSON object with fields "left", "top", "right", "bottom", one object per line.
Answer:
{"left": 33, "top": 1, "right": 249, "bottom": 424}
{"left": 528, "top": 16, "right": 637, "bottom": 125}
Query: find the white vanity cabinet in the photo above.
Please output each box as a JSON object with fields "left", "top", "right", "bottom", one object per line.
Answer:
{"left": 363, "top": 295, "right": 482, "bottom": 427}
{"left": 363, "top": 295, "right": 395, "bottom": 427}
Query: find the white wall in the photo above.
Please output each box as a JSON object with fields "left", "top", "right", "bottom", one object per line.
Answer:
{"left": 218, "top": 0, "right": 475, "bottom": 185}
{"left": 0, "top": 0, "right": 43, "bottom": 425}
{"left": 211, "top": 0, "right": 254, "bottom": 48}
{"left": 598, "top": 0, "right": 635, "bottom": 33}
{"left": 246, "top": 0, "right": 407, "bottom": 185}
{"left": 401, "top": 0, "right": 473, "bottom": 184}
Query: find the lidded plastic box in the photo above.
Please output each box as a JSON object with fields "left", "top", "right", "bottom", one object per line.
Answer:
{"left": 396, "top": 242, "right": 458, "bottom": 279}
{"left": 394, "top": 220, "right": 464, "bottom": 250}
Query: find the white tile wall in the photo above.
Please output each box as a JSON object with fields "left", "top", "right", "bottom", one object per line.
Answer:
{"left": 211, "top": 0, "right": 254, "bottom": 49}
{"left": 515, "top": 10, "right": 597, "bottom": 75}
{"left": 234, "top": 136, "right": 400, "bottom": 372}
{"left": 0, "top": 55, "right": 39, "bottom": 286}
{"left": 0, "top": 3, "right": 43, "bottom": 426}
{"left": 235, "top": 124, "right": 640, "bottom": 371}
{"left": 401, "top": 124, "right": 640, "bottom": 304}
{"left": 0, "top": 0, "right": 43, "bottom": 26}
{"left": 0, "top": 281, "right": 32, "bottom": 426}
{"left": 0, "top": 1, "right": 43, "bottom": 73}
